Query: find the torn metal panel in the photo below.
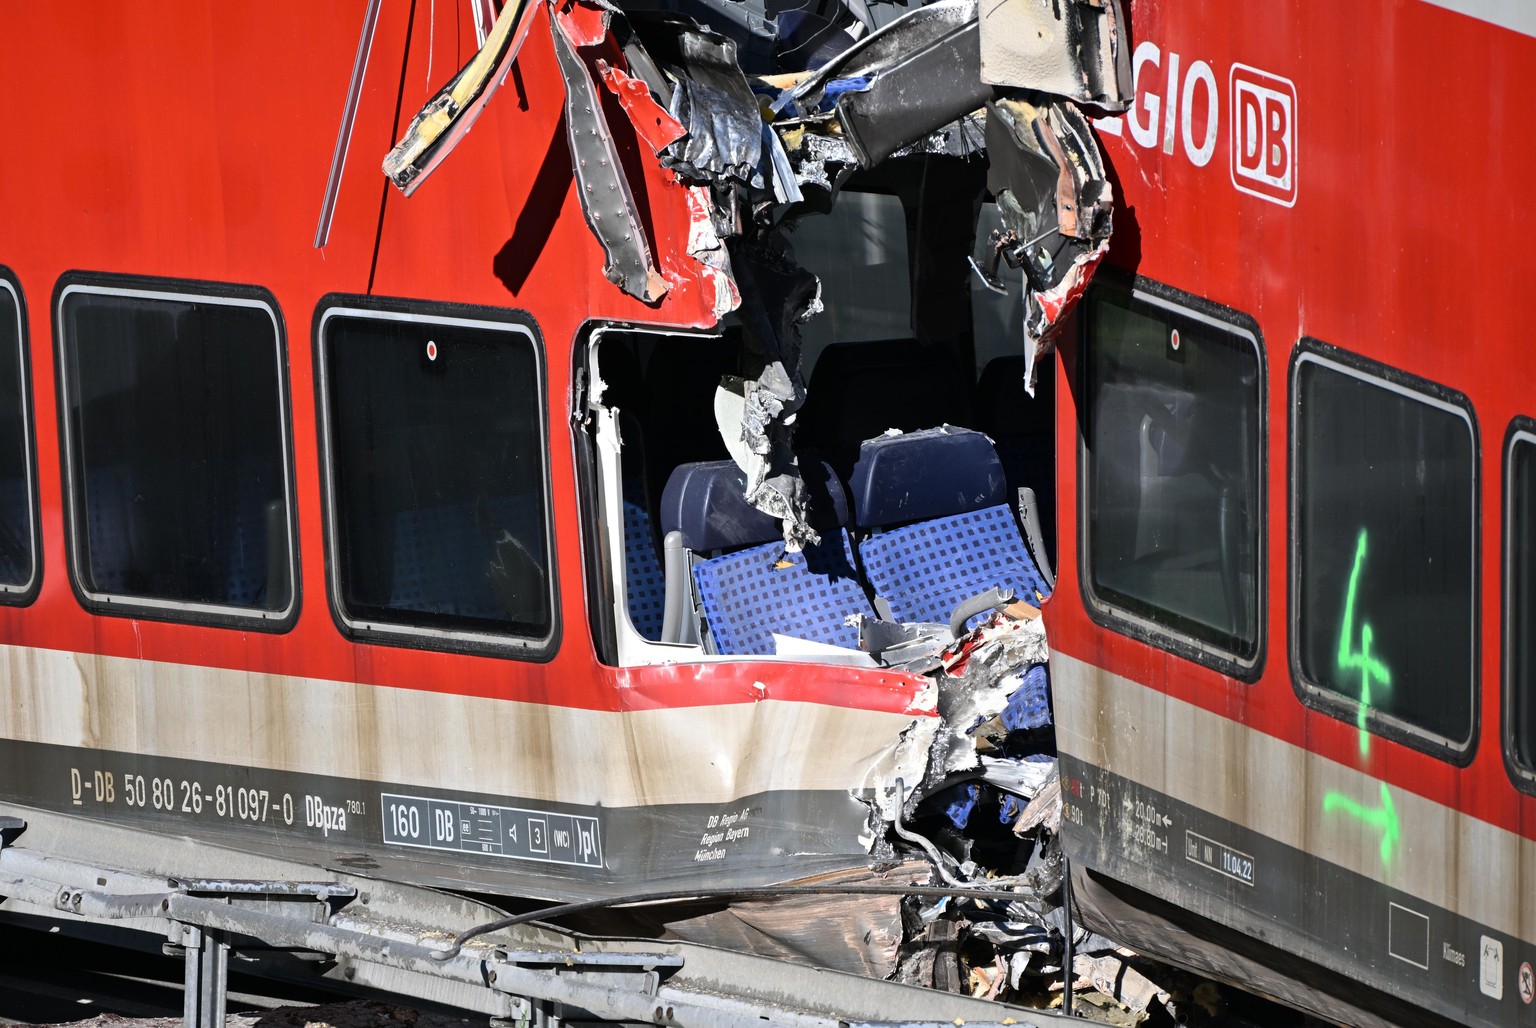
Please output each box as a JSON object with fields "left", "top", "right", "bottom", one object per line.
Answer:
{"left": 1072, "top": 952, "right": 1174, "bottom": 1016}
{"left": 1012, "top": 770, "right": 1060, "bottom": 836}
{"left": 683, "top": 185, "right": 742, "bottom": 316}
{"left": 618, "top": 0, "right": 874, "bottom": 74}
{"left": 630, "top": 13, "right": 765, "bottom": 184}
{"left": 785, "top": 0, "right": 989, "bottom": 168}
{"left": 550, "top": 6, "right": 670, "bottom": 302}
{"left": 979, "top": 0, "right": 1133, "bottom": 110}
{"left": 557, "top": 0, "right": 617, "bottom": 45}
{"left": 710, "top": 235, "right": 820, "bottom": 547}
{"left": 760, "top": 120, "right": 804, "bottom": 203}
{"left": 981, "top": 96, "right": 1113, "bottom": 392}
{"left": 383, "top": 0, "right": 539, "bottom": 195}
{"left": 791, "top": 0, "right": 977, "bottom": 103}
{"left": 985, "top": 98, "right": 1111, "bottom": 251}
{"left": 654, "top": 864, "right": 929, "bottom": 978}
{"left": 932, "top": 616, "right": 1050, "bottom": 777}
{"left": 597, "top": 58, "right": 687, "bottom": 154}
{"left": 774, "top": 123, "right": 861, "bottom": 194}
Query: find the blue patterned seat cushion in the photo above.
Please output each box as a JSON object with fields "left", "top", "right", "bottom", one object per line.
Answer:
{"left": 693, "top": 532, "right": 871, "bottom": 655}
{"left": 389, "top": 496, "right": 544, "bottom": 620}
{"left": 623, "top": 499, "right": 666, "bottom": 640}
{"left": 858, "top": 504, "right": 1050, "bottom": 628}
{"left": 1001, "top": 663, "right": 1052, "bottom": 731}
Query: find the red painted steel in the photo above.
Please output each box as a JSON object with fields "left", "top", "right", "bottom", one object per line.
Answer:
{"left": 0, "top": 3, "right": 927, "bottom": 717}
{"left": 1046, "top": 1, "right": 1536, "bottom": 836}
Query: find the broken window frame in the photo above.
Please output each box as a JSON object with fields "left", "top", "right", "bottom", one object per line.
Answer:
{"left": 580, "top": 324, "right": 890, "bottom": 668}
{"left": 0, "top": 268, "right": 39, "bottom": 606}
{"left": 1503, "top": 416, "right": 1536, "bottom": 793}
{"left": 1077, "top": 274, "right": 1267, "bottom": 681}
{"left": 55, "top": 273, "right": 299, "bottom": 631}
{"left": 314, "top": 296, "right": 560, "bottom": 661}
{"left": 581, "top": 323, "right": 716, "bottom": 667}
{"left": 1288, "top": 339, "right": 1479, "bottom": 765}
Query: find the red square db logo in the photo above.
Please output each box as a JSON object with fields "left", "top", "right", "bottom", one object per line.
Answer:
{"left": 1229, "top": 63, "right": 1297, "bottom": 207}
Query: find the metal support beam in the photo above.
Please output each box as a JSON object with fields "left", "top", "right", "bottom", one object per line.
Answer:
{"left": 0, "top": 806, "right": 1078, "bottom": 1027}
{"left": 182, "top": 926, "right": 229, "bottom": 1028}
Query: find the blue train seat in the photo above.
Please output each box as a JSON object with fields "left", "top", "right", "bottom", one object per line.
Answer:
{"left": 622, "top": 462, "right": 667, "bottom": 641}
{"left": 388, "top": 495, "right": 546, "bottom": 624}
{"left": 848, "top": 426, "right": 1050, "bottom": 630}
{"left": 658, "top": 459, "right": 872, "bottom": 655}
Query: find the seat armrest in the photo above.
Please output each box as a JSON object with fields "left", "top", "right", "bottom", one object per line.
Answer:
{"left": 1017, "top": 487, "right": 1055, "bottom": 590}
{"left": 660, "top": 530, "right": 698, "bottom": 645}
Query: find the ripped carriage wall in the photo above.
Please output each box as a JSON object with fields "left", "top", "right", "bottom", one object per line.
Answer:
{"left": 371, "top": 0, "right": 1135, "bottom": 993}
{"left": 0, "top": 0, "right": 1135, "bottom": 1012}
{"left": 386, "top": 0, "right": 1128, "bottom": 545}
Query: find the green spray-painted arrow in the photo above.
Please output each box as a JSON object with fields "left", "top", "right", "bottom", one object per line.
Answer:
{"left": 1323, "top": 781, "right": 1400, "bottom": 866}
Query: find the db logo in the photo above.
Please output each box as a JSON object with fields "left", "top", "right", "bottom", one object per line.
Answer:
{"left": 1230, "top": 63, "right": 1297, "bottom": 207}
{"left": 1100, "top": 42, "right": 1298, "bottom": 208}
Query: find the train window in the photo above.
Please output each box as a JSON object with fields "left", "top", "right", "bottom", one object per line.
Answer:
{"left": 56, "top": 276, "right": 296, "bottom": 627}
{"left": 0, "top": 270, "right": 38, "bottom": 602}
{"left": 794, "top": 190, "right": 912, "bottom": 375}
{"left": 1080, "top": 279, "right": 1264, "bottom": 676}
{"left": 1504, "top": 420, "right": 1536, "bottom": 785}
{"left": 316, "top": 300, "right": 556, "bottom": 658}
{"left": 1291, "top": 343, "right": 1476, "bottom": 759}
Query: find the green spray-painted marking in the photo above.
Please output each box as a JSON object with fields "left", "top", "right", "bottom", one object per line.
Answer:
{"left": 1336, "top": 530, "right": 1391, "bottom": 757}
{"left": 1323, "top": 782, "right": 1399, "bottom": 866}
{"left": 1321, "top": 529, "right": 1401, "bottom": 868}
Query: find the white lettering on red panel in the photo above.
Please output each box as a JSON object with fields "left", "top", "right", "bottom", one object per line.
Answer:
{"left": 1096, "top": 42, "right": 1298, "bottom": 208}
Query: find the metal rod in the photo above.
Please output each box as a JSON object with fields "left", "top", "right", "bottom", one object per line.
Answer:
{"left": 199, "top": 930, "right": 228, "bottom": 1028}
{"left": 314, "top": 0, "right": 384, "bottom": 249}
{"left": 1061, "top": 854, "right": 1074, "bottom": 1017}
{"left": 182, "top": 927, "right": 202, "bottom": 1028}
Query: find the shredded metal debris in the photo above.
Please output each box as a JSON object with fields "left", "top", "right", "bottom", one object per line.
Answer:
{"left": 386, "top": 0, "right": 1123, "bottom": 537}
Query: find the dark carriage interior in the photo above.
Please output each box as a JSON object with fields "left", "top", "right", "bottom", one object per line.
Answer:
{"left": 587, "top": 170, "right": 1059, "bottom": 658}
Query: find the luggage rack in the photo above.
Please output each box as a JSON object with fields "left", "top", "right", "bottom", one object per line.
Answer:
{"left": 0, "top": 809, "right": 1068, "bottom": 1028}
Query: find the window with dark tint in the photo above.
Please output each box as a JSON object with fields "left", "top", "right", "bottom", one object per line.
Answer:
{"left": 320, "top": 308, "right": 552, "bottom": 647}
{"left": 1505, "top": 427, "right": 1536, "bottom": 777}
{"left": 1083, "top": 283, "right": 1263, "bottom": 668}
{"left": 1293, "top": 348, "right": 1475, "bottom": 754}
{"left": 58, "top": 283, "right": 293, "bottom": 619}
{"left": 0, "top": 275, "right": 36, "bottom": 596}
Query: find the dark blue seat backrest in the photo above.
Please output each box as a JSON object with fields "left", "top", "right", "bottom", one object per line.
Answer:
{"left": 849, "top": 426, "right": 1050, "bottom": 628}
{"left": 660, "top": 459, "right": 871, "bottom": 655}
{"left": 848, "top": 426, "right": 1008, "bottom": 530}
{"left": 616, "top": 409, "right": 667, "bottom": 641}
{"left": 623, "top": 490, "right": 666, "bottom": 641}
{"left": 388, "top": 495, "right": 543, "bottom": 622}
{"left": 82, "top": 467, "right": 135, "bottom": 594}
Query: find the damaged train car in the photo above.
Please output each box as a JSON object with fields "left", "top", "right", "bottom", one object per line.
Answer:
{"left": 8, "top": 0, "right": 1531, "bottom": 1025}
{"left": 0, "top": 0, "right": 1145, "bottom": 1021}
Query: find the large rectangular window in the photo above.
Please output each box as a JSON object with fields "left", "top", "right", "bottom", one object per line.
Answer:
{"left": 1292, "top": 344, "right": 1476, "bottom": 759}
{"left": 1504, "top": 421, "right": 1536, "bottom": 786}
{"left": 316, "top": 300, "right": 555, "bottom": 657}
{"left": 1081, "top": 279, "right": 1264, "bottom": 674}
{"left": 57, "top": 276, "right": 295, "bottom": 626}
{"left": 0, "top": 270, "right": 38, "bottom": 601}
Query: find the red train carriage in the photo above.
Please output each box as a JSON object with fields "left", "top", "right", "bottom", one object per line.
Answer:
{"left": 0, "top": 1, "right": 1111, "bottom": 1021}
{"left": 1051, "top": 2, "right": 1536, "bottom": 1025}
{"left": 0, "top": 0, "right": 1533, "bottom": 1025}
